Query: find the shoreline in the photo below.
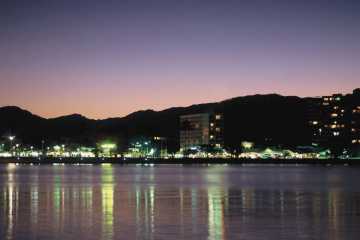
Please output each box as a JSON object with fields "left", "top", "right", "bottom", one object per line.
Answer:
{"left": 0, "top": 157, "right": 359, "bottom": 165}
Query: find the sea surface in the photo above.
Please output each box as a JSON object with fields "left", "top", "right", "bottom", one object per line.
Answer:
{"left": 0, "top": 164, "right": 359, "bottom": 240}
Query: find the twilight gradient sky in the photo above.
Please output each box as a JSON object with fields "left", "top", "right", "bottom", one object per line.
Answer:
{"left": 0, "top": 0, "right": 359, "bottom": 119}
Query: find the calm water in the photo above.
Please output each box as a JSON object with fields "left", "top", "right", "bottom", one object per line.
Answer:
{"left": 0, "top": 164, "right": 359, "bottom": 240}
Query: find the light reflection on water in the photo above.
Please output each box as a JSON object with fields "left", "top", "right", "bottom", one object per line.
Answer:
{"left": 0, "top": 164, "right": 360, "bottom": 239}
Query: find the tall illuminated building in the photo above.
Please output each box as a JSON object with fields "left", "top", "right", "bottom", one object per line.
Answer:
{"left": 350, "top": 89, "right": 360, "bottom": 150}
{"left": 307, "top": 89, "right": 360, "bottom": 155}
{"left": 179, "top": 113, "right": 224, "bottom": 151}
{"left": 320, "top": 94, "right": 348, "bottom": 143}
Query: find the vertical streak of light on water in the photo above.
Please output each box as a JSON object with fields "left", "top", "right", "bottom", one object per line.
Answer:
{"left": 135, "top": 186, "right": 141, "bottom": 238}
{"left": 180, "top": 187, "right": 184, "bottom": 237}
{"left": 208, "top": 187, "right": 225, "bottom": 240}
{"left": 101, "top": 164, "right": 114, "bottom": 240}
{"left": 150, "top": 185, "right": 155, "bottom": 240}
{"left": 53, "top": 175, "right": 62, "bottom": 231}
{"left": 30, "top": 173, "right": 39, "bottom": 230}
{"left": 6, "top": 164, "right": 17, "bottom": 240}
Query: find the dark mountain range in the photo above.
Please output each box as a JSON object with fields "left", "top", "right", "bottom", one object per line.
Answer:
{"left": 0, "top": 94, "right": 314, "bottom": 152}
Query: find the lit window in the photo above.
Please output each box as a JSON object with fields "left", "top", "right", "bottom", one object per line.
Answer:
{"left": 331, "top": 113, "right": 338, "bottom": 117}
{"left": 333, "top": 132, "right": 340, "bottom": 136}
{"left": 210, "top": 135, "right": 214, "bottom": 139}
{"left": 312, "top": 121, "right": 318, "bottom": 125}
{"left": 216, "top": 127, "right": 221, "bottom": 132}
{"left": 215, "top": 115, "right": 221, "bottom": 120}
{"left": 210, "top": 123, "right": 214, "bottom": 127}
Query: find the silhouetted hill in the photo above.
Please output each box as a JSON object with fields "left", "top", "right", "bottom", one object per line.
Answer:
{"left": 0, "top": 106, "right": 46, "bottom": 143}
{"left": 49, "top": 114, "right": 90, "bottom": 122}
{"left": 47, "top": 114, "right": 96, "bottom": 145}
{"left": 0, "top": 94, "right": 315, "bottom": 151}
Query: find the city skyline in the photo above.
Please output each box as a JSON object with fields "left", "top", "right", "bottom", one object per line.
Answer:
{"left": 1, "top": 0, "right": 359, "bottom": 118}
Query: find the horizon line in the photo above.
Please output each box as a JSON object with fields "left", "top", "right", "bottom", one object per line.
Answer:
{"left": 1, "top": 88, "right": 358, "bottom": 120}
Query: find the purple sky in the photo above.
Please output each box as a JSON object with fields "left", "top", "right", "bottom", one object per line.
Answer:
{"left": 0, "top": 0, "right": 359, "bottom": 119}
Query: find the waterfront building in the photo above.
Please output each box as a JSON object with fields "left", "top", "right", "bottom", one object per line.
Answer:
{"left": 179, "top": 113, "right": 224, "bottom": 151}
{"left": 320, "top": 94, "right": 348, "bottom": 145}
{"left": 308, "top": 89, "right": 360, "bottom": 156}
{"left": 350, "top": 89, "right": 360, "bottom": 149}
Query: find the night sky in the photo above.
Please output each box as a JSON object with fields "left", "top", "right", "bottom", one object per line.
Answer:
{"left": 1, "top": 0, "right": 359, "bottom": 119}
